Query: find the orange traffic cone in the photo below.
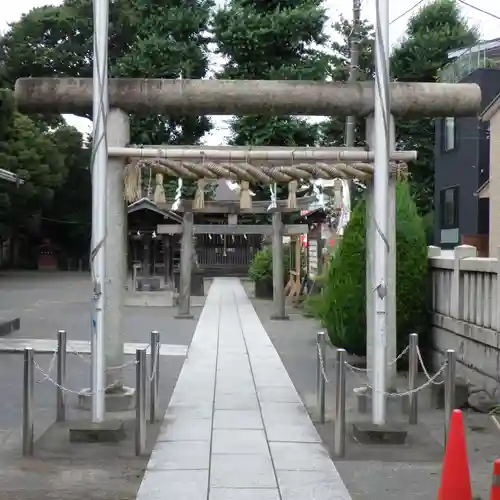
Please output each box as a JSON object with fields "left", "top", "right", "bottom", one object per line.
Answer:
{"left": 489, "top": 459, "right": 500, "bottom": 500}
{"left": 437, "top": 409, "right": 472, "bottom": 500}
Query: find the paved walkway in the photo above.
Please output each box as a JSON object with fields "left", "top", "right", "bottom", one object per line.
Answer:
{"left": 137, "top": 278, "right": 351, "bottom": 500}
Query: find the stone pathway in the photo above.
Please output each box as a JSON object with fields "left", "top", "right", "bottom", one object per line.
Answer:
{"left": 136, "top": 277, "right": 351, "bottom": 500}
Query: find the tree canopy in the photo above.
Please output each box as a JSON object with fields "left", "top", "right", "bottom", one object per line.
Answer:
{"left": 0, "top": 88, "right": 85, "bottom": 264}
{"left": 320, "top": 0, "right": 477, "bottom": 215}
{"left": 0, "top": 0, "right": 484, "bottom": 265}
{"left": 0, "top": 0, "right": 214, "bottom": 198}
{"left": 391, "top": 0, "right": 478, "bottom": 215}
{"left": 319, "top": 15, "right": 375, "bottom": 147}
{"left": 212, "top": 0, "right": 329, "bottom": 200}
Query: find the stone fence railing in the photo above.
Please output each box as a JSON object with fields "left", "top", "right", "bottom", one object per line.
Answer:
{"left": 428, "top": 245, "right": 500, "bottom": 393}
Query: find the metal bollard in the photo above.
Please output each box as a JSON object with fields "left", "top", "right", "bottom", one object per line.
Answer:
{"left": 150, "top": 331, "right": 160, "bottom": 423}
{"left": 408, "top": 333, "right": 418, "bottom": 425}
{"left": 316, "top": 331, "right": 326, "bottom": 424}
{"left": 444, "top": 349, "right": 456, "bottom": 442}
{"left": 334, "top": 348, "right": 346, "bottom": 457}
{"left": 56, "top": 330, "right": 67, "bottom": 422}
{"left": 23, "top": 347, "right": 34, "bottom": 456}
{"left": 135, "top": 348, "right": 147, "bottom": 456}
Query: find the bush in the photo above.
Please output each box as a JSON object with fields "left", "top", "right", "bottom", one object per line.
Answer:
{"left": 249, "top": 246, "right": 274, "bottom": 282}
{"left": 312, "top": 180, "right": 428, "bottom": 355}
{"left": 248, "top": 244, "right": 292, "bottom": 282}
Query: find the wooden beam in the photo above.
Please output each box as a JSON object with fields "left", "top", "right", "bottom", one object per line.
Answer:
{"left": 157, "top": 224, "right": 308, "bottom": 236}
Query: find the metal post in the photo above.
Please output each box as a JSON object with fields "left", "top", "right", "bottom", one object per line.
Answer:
{"left": 135, "top": 348, "right": 147, "bottom": 455}
{"left": 23, "top": 347, "right": 34, "bottom": 456}
{"left": 317, "top": 331, "right": 326, "bottom": 424}
{"left": 372, "top": 0, "right": 390, "bottom": 426}
{"left": 56, "top": 330, "right": 67, "bottom": 422}
{"left": 90, "top": 0, "right": 109, "bottom": 423}
{"left": 150, "top": 331, "right": 160, "bottom": 422}
{"left": 334, "top": 348, "right": 346, "bottom": 457}
{"left": 444, "top": 349, "right": 456, "bottom": 442}
{"left": 408, "top": 333, "right": 418, "bottom": 425}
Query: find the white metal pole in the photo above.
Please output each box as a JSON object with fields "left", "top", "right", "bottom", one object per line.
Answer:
{"left": 372, "top": 0, "right": 390, "bottom": 425}
{"left": 90, "top": 0, "right": 109, "bottom": 423}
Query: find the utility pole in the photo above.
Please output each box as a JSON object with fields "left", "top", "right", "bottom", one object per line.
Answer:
{"left": 90, "top": 0, "right": 109, "bottom": 423}
{"left": 345, "top": 0, "right": 361, "bottom": 147}
{"left": 372, "top": 0, "right": 390, "bottom": 425}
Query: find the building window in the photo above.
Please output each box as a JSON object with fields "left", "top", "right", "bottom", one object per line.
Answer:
{"left": 443, "top": 117, "right": 456, "bottom": 151}
{"left": 440, "top": 186, "right": 459, "bottom": 229}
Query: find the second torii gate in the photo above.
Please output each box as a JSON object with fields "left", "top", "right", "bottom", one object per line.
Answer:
{"left": 157, "top": 212, "right": 308, "bottom": 320}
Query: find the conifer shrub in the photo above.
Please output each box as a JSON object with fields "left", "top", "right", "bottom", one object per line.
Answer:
{"left": 312, "top": 180, "right": 428, "bottom": 355}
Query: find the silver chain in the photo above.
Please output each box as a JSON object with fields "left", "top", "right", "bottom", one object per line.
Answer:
{"left": 351, "top": 361, "right": 448, "bottom": 397}
{"left": 344, "top": 358, "right": 448, "bottom": 397}
{"left": 148, "top": 344, "right": 161, "bottom": 383}
{"left": 316, "top": 342, "right": 330, "bottom": 383}
{"left": 417, "top": 345, "right": 444, "bottom": 385}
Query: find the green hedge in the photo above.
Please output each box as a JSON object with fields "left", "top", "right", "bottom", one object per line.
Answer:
{"left": 248, "top": 244, "right": 292, "bottom": 282}
{"left": 309, "top": 180, "right": 428, "bottom": 355}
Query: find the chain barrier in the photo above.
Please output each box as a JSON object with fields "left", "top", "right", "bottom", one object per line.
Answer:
{"left": 67, "top": 345, "right": 91, "bottom": 364}
{"left": 347, "top": 361, "right": 448, "bottom": 397}
{"left": 32, "top": 342, "right": 160, "bottom": 395}
{"left": 66, "top": 344, "right": 142, "bottom": 372}
{"left": 316, "top": 342, "right": 330, "bottom": 384}
{"left": 149, "top": 342, "right": 160, "bottom": 383}
{"left": 344, "top": 358, "right": 448, "bottom": 397}
{"left": 317, "top": 342, "right": 411, "bottom": 383}
{"left": 417, "top": 345, "right": 444, "bottom": 385}
{"left": 35, "top": 350, "right": 57, "bottom": 384}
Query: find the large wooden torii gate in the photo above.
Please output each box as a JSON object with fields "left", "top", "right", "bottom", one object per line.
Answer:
{"left": 14, "top": 76, "right": 481, "bottom": 411}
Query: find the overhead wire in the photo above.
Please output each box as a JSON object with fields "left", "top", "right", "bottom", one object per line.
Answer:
{"left": 457, "top": 0, "right": 500, "bottom": 22}
{"left": 390, "top": 0, "right": 427, "bottom": 25}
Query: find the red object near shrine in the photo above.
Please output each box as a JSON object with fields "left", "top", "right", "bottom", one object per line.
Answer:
{"left": 36, "top": 240, "right": 59, "bottom": 271}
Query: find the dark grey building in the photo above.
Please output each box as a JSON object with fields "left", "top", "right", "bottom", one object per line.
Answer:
{"left": 434, "top": 41, "right": 500, "bottom": 253}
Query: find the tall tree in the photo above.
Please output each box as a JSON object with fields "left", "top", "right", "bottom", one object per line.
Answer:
{"left": 320, "top": 0, "right": 478, "bottom": 215}
{"left": 212, "top": 0, "right": 330, "bottom": 200}
{"left": 0, "top": 0, "right": 214, "bottom": 196}
{"left": 319, "top": 15, "right": 375, "bottom": 146}
{"left": 0, "top": 89, "right": 75, "bottom": 264}
{"left": 390, "top": 0, "right": 478, "bottom": 215}
{"left": 40, "top": 129, "right": 91, "bottom": 260}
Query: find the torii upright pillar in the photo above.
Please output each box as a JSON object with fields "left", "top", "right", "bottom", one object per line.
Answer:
{"left": 271, "top": 211, "right": 288, "bottom": 320}
{"left": 176, "top": 211, "right": 194, "bottom": 319}
{"left": 79, "top": 108, "right": 134, "bottom": 412}
{"left": 104, "top": 108, "right": 135, "bottom": 406}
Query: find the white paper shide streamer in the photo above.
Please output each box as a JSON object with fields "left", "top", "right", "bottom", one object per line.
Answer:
{"left": 337, "top": 179, "right": 351, "bottom": 236}
{"left": 172, "top": 178, "right": 183, "bottom": 211}
{"left": 267, "top": 183, "right": 277, "bottom": 211}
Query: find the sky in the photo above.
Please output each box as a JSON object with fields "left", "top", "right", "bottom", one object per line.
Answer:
{"left": 2, "top": 0, "right": 500, "bottom": 145}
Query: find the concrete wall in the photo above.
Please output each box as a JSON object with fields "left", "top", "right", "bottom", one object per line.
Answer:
{"left": 490, "top": 113, "right": 500, "bottom": 256}
{"left": 429, "top": 245, "right": 500, "bottom": 392}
